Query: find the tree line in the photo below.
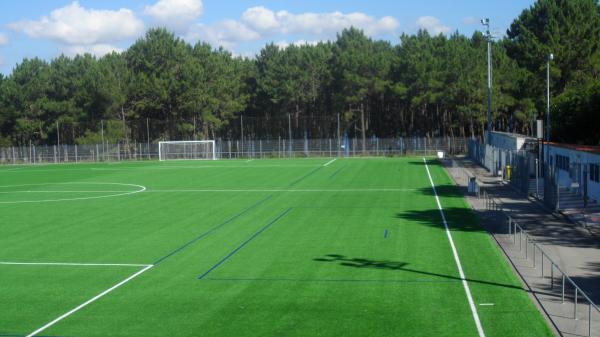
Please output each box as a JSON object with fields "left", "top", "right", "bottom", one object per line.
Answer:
{"left": 0, "top": 0, "right": 598, "bottom": 147}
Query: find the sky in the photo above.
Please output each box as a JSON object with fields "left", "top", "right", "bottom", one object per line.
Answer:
{"left": 0, "top": 0, "right": 536, "bottom": 75}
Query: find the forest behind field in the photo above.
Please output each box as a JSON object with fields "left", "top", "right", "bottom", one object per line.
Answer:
{"left": 0, "top": 0, "right": 598, "bottom": 146}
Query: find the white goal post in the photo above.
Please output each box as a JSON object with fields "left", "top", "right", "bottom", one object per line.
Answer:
{"left": 158, "top": 141, "right": 216, "bottom": 161}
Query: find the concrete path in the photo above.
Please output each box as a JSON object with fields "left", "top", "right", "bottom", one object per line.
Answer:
{"left": 445, "top": 156, "right": 600, "bottom": 337}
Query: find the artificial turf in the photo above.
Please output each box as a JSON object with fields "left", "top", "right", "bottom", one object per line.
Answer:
{"left": 0, "top": 157, "right": 553, "bottom": 336}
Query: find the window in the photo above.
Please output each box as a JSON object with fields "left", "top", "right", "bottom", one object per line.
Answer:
{"left": 591, "top": 164, "right": 600, "bottom": 183}
{"left": 556, "top": 155, "right": 570, "bottom": 171}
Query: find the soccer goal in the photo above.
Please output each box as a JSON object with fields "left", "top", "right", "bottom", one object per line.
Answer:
{"left": 158, "top": 141, "right": 216, "bottom": 161}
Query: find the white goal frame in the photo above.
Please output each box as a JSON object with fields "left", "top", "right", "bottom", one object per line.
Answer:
{"left": 158, "top": 140, "right": 217, "bottom": 161}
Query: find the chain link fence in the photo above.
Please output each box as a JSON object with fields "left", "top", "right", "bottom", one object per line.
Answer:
{"left": 0, "top": 137, "right": 468, "bottom": 165}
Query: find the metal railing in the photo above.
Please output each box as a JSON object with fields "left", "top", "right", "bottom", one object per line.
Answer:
{"left": 481, "top": 189, "right": 598, "bottom": 336}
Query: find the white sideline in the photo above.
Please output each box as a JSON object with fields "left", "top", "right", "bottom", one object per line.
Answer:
{"left": 146, "top": 188, "right": 416, "bottom": 193}
{"left": 25, "top": 264, "right": 153, "bottom": 337}
{"left": 422, "top": 158, "right": 485, "bottom": 337}
{"left": 323, "top": 158, "right": 337, "bottom": 166}
{"left": 0, "top": 261, "right": 149, "bottom": 267}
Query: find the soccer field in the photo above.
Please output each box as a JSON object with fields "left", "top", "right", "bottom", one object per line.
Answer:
{"left": 0, "top": 157, "right": 552, "bottom": 337}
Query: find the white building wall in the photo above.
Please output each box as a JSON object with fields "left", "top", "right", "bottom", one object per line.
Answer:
{"left": 546, "top": 145, "right": 600, "bottom": 203}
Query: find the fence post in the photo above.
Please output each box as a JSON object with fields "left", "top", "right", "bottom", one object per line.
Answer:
{"left": 541, "top": 252, "right": 544, "bottom": 277}
{"left": 562, "top": 275, "right": 565, "bottom": 303}
{"left": 533, "top": 244, "right": 536, "bottom": 268}
{"left": 588, "top": 304, "right": 592, "bottom": 337}
{"left": 575, "top": 288, "right": 578, "bottom": 319}
{"left": 551, "top": 263, "right": 554, "bottom": 289}
{"left": 519, "top": 228, "right": 522, "bottom": 251}
{"left": 75, "top": 145, "right": 78, "bottom": 163}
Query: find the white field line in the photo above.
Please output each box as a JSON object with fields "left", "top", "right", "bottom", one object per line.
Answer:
{"left": 323, "top": 158, "right": 337, "bottom": 166}
{"left": 0, "top": 182, "right": 146, "bottom": 204}
{"left": 0, "top": 190, "right": 135, "bottom": 194}
{"left": 25, "top": 264, "right": 153, "bottom": 337}
{"left": 90, "top": 164, "right": 319, "bottom": 171}
{"left": 0, "top": 261, "right": 149, "bottom": 267}
{"left": 423, "top": 157, "right": 485, "bottom": 337}
{"left": 145, "top": 188, "right": 417, "bottom": 193}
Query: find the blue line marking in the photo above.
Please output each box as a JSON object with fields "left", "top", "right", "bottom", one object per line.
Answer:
{"left": 198, "top": 208, "right": 292, "bottom": 280}
{"left": 287, "top": 166, "right": 323, "bottom": 187}
{"left": 384, "top": 229, "right": 388, "bottom": 238}
{"left": 153, "top": 195, "right": 273, "bottom": 265}
{"left": 329, "top": 166, "right": 345, "bottom": 179}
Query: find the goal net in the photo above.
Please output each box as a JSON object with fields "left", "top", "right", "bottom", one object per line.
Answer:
{"left": 158, "top": 141, "right": 216, "bottom": 161}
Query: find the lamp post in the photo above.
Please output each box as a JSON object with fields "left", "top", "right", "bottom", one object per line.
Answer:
{"left": 546, "top": 53, "right": 553, "bottom": 142}
{"left": 481, "top": 18, "right": 492, "bottom": 144}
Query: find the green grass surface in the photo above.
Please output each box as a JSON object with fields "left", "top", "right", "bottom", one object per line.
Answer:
{"left": 0, "top": 157, "right": 552, "bottom": 337}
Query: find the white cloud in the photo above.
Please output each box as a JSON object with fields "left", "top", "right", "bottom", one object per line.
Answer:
{"left": 0, "top": 33, "right": 8, "bottom": 46}
{"left": 188, "top": 7, "right": 398, "bottom": 50}
{"left": 416, "top": 16, "right": 450, "bottom": 35}
{"left": 63, "top": 44, "right": 123, "bottom": 57}
{"left": 462, "top": 16, "right": 479, "bottom": 25}
{"left": 9, "top": 1, "right": 144, "bottom": 45}
{"left": 242, "top": 6, "right": 280, "bottom": 32}
{"left": 145, "top": 0, "right": 203, "bottom": 30}
{"left": 275, "top": 39, "right": 321, "bottom": 49}
{"left": 187, "top": 20, "right": 260, "bottom": 50}
{"left": 242, "top": 7, "right": 399, "bottom": 37}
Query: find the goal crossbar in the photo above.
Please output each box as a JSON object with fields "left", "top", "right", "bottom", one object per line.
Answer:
{"left": 158, "top": 141, "right": 216, "bottom": 161}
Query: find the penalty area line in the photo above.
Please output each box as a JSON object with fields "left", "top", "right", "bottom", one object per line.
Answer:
{"left": 423, "top": 157, "right": 485, "bottom": 337}
{"left": 24, "top": 264, "right": 153, "bottom": 337}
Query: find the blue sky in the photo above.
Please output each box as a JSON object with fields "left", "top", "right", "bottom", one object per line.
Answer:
{"left": 0, "top": 0, "right": 535, "bottom": 75}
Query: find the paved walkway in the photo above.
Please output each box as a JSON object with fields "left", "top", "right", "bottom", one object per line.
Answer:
{"left": 445, "top": 156, "right": 600, "bottom": 337}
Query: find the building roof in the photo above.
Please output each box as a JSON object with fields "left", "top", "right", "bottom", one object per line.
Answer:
{"left": 490, "top": 131, "right": 537, "bottom": 141}
{"left": 545, "top": 142, "right": 600, "bottom": 155}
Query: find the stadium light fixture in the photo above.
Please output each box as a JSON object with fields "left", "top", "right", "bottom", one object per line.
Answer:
{"left": 481, "top": 18, "right": 492, "bottom": 144}
{"left": 546, "top": 53, "right": 554, "bottom": 142}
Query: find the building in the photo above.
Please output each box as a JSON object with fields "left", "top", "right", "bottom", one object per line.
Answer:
{"left": 545, "top": 142, "right": 600, "bottom": 205}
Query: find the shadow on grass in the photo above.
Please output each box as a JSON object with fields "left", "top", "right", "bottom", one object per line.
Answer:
{"left": 313, "top": 254, "right": 526, "bottom": 291}
{"left": 395, "top": 207, "right": 484, "bottom": 233}
{"left": 417, "top": 184, "right": 466, "bottom": 199}
{"left": 406, "top": 159, "right": 442, "bottom": 167}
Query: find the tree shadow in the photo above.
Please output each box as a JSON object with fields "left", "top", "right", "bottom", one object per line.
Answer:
{"left": 407, "top": 159, "right": 442, "bottom": 167}
{"left": 313, "top": 254, "right": 527, "bottom": 292}
{"left": 395, "top": 207, "right": 485, "bottom": 233}
{"left": 569, "top": 261, "right": 600, "bottom": 303}
{"left": 417, "top": 184, "right": 466, "bottom": 198}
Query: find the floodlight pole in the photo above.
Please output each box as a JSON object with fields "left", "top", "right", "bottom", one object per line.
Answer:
{"left": 288, "top": 113, "right": 292, "bottom": 157}
{"left": 240, "top": 115, "right": 244, "bottom": 157}
{"left": 546, "top": 53, "right": 553, "bottom": 142}
{"left": 482, "top": 18, "right": 492, "bottom": 144}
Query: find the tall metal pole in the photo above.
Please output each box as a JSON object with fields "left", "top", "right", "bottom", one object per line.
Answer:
{"left": 101, "top": 120, "right": 105, "bottom": 161}
{"left": 288, "top": 113, "right": 292, "bottom": 156}
{"left": 546, "top": 53, "right": 553, "bottom": 142}
{"left": 146, "top": 118, "right": 150, "bottom": 159}
{"left": 337, "top": 113, "right": 341, "bottom": 157}
{"left": 482, "top": 18, "right": 492, "bottom": 144}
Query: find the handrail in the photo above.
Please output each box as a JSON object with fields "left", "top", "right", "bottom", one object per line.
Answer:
{"left": 480, "top": 188, "right": 598, "bottom": 336}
